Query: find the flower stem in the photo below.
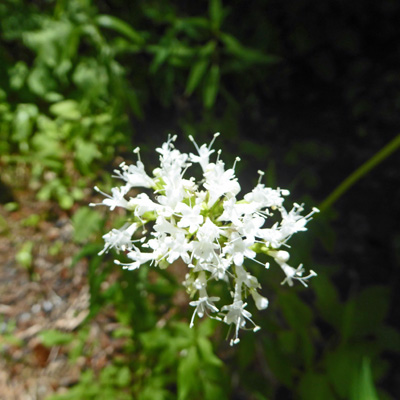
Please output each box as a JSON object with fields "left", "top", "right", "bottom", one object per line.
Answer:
{"left": 319, "top": 134, "right": 400, "bottom": 211}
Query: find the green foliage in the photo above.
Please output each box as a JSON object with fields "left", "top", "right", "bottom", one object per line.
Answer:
{"left": 1, "top": 0, "right": 136, "bottom": 207}
{"left": 142, "top": 1, "right": 278, "bottom": 109}
{"left": 47, "top": 367, "right": 133, "bottom": 400}
{"left": 39, "top": 329, "right": 75, "bottom": 347}
{"left": 138, "top": 321, "right": 228, "bottom": 400}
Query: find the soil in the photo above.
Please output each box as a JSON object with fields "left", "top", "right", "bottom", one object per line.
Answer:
{"left": 0, "top": 181, "right": 126, "bottom": 400}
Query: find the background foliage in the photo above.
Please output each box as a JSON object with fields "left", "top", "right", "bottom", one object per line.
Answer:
{"left": 1, "top": 0, "right": 399, "bottom": 399}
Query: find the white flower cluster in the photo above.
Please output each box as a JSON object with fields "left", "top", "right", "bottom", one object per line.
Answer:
{"left": 91, "top": 134, "right": 319, "bottom": 345}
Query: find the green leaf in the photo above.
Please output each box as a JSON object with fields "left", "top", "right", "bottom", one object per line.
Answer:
{"left": 203, "top": 64, "right": 220, "bottom": 108}
{"left": 209, "top": 0, "right": 223, "bottom": 30}
{"left": 325, "top": 348, "right": 360, "bottom": 399}
{"left": 12, "top": 103, "right": 38, "bottom": 144}
{"left": 9, "top": 61, "right": 29, "bottom": 90}
{"left": 341, "top": 286, "right": 390, "bottom": 341}
{"left": 376, "top": 325, "right": 400, "bottom": 353}
{"left": 58, "top": 194, "right": 74, "bottom": 210}
{"left": 74, "top": 139, "right": 101, "bottom": 170}
{"left": 49, "top": 100, "right": 81, "bottom": 120}
{"left": 278, "top": 291, "right": 313, "bottom": 332}
{"left": 220, "top": 33, "right": 280, "bottom": 65}
{"left": 197, "top": 336, "right": 222, "bottom": 367}
{"left": 262, "top": 336, "right": 293, "bottom": 387}
{"left": 351, "top": 358, "right": 379, "bottom": 400}
{"left": 71, "top": 207, "right": 103, "bottom": 243}
{"left": 352, "top": 286, "right": 390, "bottom": 337}
{"left": 313, "top": 273, "right": 343, "bottom": 328}
{"left": 298, "top": 372, "right": 336, "bottom": 400}
{"left": 39, "top": 329, "right": 74, "bottom": 347}
{"left": 185, "top": 58, "right": 209, "bottom": 96}
{"left": 16, "top": 241, "right": 34, "bottom": 269}
{"left": 96, "top": 15, "right": 144, "bottom": 44}
{"left": 27, "top": 66, "right": 57, "bottom": 97}
{"left": 149, "top": 46, "right": 170, "bottom": 73}
{"left": 177, "top": 346, "right": 200, "bottom": 400}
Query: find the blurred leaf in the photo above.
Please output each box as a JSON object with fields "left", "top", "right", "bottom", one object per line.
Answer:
{"left": 263, "top": 336, "right": 293, "bottom": 387}
{"left": 126, "top": 88, "right": 143, "bottom": 119}
{"left": 185, "top": 58, "right": 209, "bottom": 96}
{"left": 58, "top": 193, "right": 74, "bottom": 209}
{"left": 149, "top": 45, "right": 170, "bottom": 73}
{"left": 27, "top": 66, "right": 57, "bottom": 96}
{"left": 350, "top": 358, "right": 379, "bottom": 400}
{"left": 21, "top": 214, "right": 40, "bottom": 227}
{"left": 209, "top": 0, "right": 223, "bottom": 30}
{"left": 376, "top": 325, "right": 400, "bottom": 353}
{"left": 49, "top": 100, "right": 81, "bottom": 120}
{"left": 177, "top": 346, "right": 199, "bottom": 400}
{"left": 220, "top": 33, "right": 280, "bottom": 65}
{"left": 325, "top": 347, "right": 360, "bottom": 399}
{"left": 298, "top": 372, "right": 336, "bottom": 400}
{"left": 341, "top": 286, "right": 390, "bottom": 341}
{"left": 203, "top": 64, "right": 220, "bottom": 108}
{"left": 32, "top": 131, "right": 64, "bottom": 159}
{"left": 352, "top": 286, "right": 390, "bottom": 337}
{"left": 39, "top": 329, "right": 74, "bottom": 347}
{"left": 313, "top": 273, "right": 343, "bottom": 328}
{"left": 96, "top": 15, "right": 144, "bottom": 44}
{"left": 9, "top": 61, "right": 29, "bottom": 90}
{"left": 12, "top": 103, "right": 38, "bottom": 144}
{"left": 197, "top": 336, "right": 222, "bottom": 367}
{"left": 16, "top": 241, "right": 34, "bottom": 269}
{"left": 74, "top": 139, "right": 101, "bottom": 171}
{"left": 278, "top": 291, "right": 313, "bottom": 332}
{"left": 72, "top": 207, "right": 103, "bottom": 243}
{"left": 4, "top": 202, "right": 19, "bottom": 212}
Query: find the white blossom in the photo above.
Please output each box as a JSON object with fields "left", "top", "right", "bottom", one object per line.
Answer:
{"left": 92, "top": 134, "right": 318, "bottom": 345}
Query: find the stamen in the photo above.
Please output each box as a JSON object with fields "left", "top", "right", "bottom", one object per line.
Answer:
{"left": 216, "top": 149, "right": 222, "bottom": 162}
{"left": 257, "top": 170, "right": 265, "bottom": 184}
{"left": 208, "top": 132, "right": 220, "bottom": 150}
{"left": 133, "top": 147, "right": 141, "bottom": 162}
{"left": 188, "top": 135, "right": 200, "bottom": 153}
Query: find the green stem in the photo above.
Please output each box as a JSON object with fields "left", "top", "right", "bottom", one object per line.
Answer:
{"left": 319, "top": 134, "right": 400, "bottom": 211}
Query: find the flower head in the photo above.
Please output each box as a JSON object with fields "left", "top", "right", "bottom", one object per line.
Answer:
{"left": 92, "top": 134, "right": 318, "bottom": 345}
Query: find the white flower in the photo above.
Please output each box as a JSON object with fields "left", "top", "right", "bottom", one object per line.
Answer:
{"left": 204, "top": 161, "right": 241, "bottom": 206}
{"left": 92, "top": 134, "right": 318, "bottom": 344}
{"left": 244, "top": 184, "right": 288, "bottom": 209}
{"left": 222, "top": 301, "right": 260, "bottom": 346}
{"left": 90, "top": 186, "right": 130, "bottom": 210}
{"left": 189, "top": 296, "right": 220, "bottom": 327}
{"left": 176, "top": 202, "right": 204, "bottom": 233}
{"left": 251, "top": 290, "right": 269, "bottom": 310}
{"left": 189, "top": 132, "right": 220, "bottom": 171}
{"left": 223, "top": 232, "right": 256, "bottom": 266}
{"left": 99, "top": 223, "right": 138, "bottom": 255}
{"left": 113, "top": 157, "right": 155, "bottom": 190}
{"left": 279, "top": 263, "right": 317, "bottom": 287}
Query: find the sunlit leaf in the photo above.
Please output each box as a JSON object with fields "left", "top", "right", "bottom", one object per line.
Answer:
{"left": 350, "top": 358, "right": 379, "bottom": 400}
{"left": 49, "top": 100, "right": 81, "bottom": 120}
{"left": 39, "top": 329, "right": 74, "bottom": 347}
{"left": 96, "top": 15, "right": 144, "bottom": 44}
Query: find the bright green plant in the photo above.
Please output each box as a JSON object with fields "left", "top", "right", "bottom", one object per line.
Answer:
{"left": 0, "top": 0, "right": 141, "bottom": 207}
